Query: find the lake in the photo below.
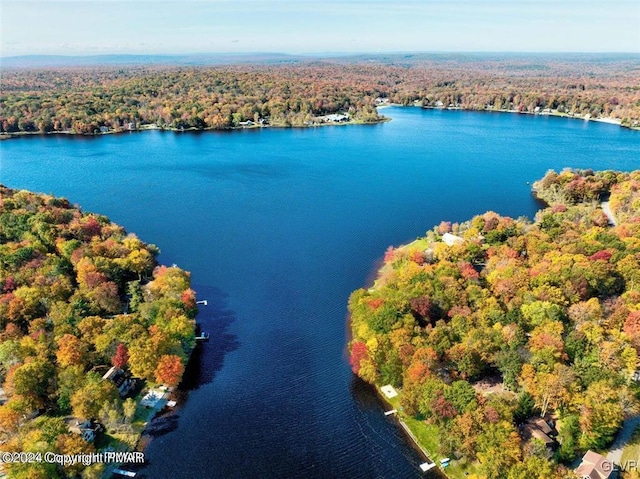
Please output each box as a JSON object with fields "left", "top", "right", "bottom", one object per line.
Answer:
{"left": 1, "top": 107, "right": 639, "bottom": 478}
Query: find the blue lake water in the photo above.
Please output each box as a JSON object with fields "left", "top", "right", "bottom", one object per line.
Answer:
{"left": 1, "top": 107, "right": 639, "bottom": 478}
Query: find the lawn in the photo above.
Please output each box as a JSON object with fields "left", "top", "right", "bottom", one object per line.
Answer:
{"left": 621, "top": 425, "right": 640, "bottom": 478}
{"left": 381, "top": 387, "right": 481, "bottom": 479}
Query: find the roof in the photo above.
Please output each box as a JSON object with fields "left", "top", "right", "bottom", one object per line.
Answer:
{"left": 380, "top": 385, "right": 398, "bottom": 399}
{"left": 442, "top": 233, "right": 464, "bottom": 246}
{"left": 575, "top": 450, "right": 613, "bottom": 479}
{"left": 527, "top": 426, "right": 554, "bottom": 446}
{"left": 532, "top": 417, "right": 553, "bottom": 435}
{"left": 102, "top": 366, "right": 120, "bottom": 381}
{"left": 522, "top": 423, "right": 554, "bottom": 446}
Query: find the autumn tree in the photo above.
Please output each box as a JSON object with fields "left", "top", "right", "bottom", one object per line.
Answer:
{"left": 154, "top": 354, "right": 185, "bottom": 386}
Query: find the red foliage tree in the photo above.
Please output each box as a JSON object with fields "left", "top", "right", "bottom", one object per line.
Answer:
{"left": 410, "top": 296, "right": 433, "bottom": 320}
{"left": 623, "top": 311, "right": 640, "bottom": 341}
{"left": 431, "top": 394, "right": 457, "bottom": 423}
{"left": 366, "top": 298, "right": 384, "bottom": 310}
{"left": 112, "top": 343, "right": 129, "bottom": 369}
{"left": 460, "top": 262, "right": 479, "bottom": 280}
{"left": 349, "top": 341, "right": 368, "bottom": 374}
{"left": 384, "top": 246, "right": 396, "bottom": 263}
{"left": 589, "top": 250, "right": 613, "bottom": 262}
{"left": 81, "top": 216, "right": 102, "bottom": 238}
{"left": 181, "top": 289, "right": 197, "bottom": 310}
{"left": 437, "top": 221, "right": 452, "bottom": 234}
{"left": 410, "top": 250, "right": 425, "bottom": 265}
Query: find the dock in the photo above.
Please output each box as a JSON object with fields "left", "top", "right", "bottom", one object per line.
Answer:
{"left": 196, "top": 300, "right": 208, "bottom": 306}
{"left": 195, "top": 332, "right": 210, "bottom": 341}
{"left": 419, "top": 462, "right": 436, "bottom": 472}
{"left": 113, "top": 469, "right": 136, "bottom": 477}
{"left": 384, "top": 409, "right": 397, "bottom": 416}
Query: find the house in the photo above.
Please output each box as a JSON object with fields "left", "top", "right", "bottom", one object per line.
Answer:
{"left": 99, "top": 126, "right": 109, "bottom": 133}
{"left": 65, "top": 417, "right": 96, "bottom": 442}
{"left": 324, "top": 113, "right": 350, "bottom": 122}
{"left": 523, "top": 423, "right": 554, "bottom": 448}
{"left": 102, "top": 366, "right": 135, "bottom": 397}
{"left": 521, "top": 417, "right": 557, "bottom": 456}
{"left": 442, "top": 233, "right": 464, "bottom": 246}
{"left": 575, "top": 450, "right": 614, "bottom": 479}
{"left": 0, "top": 387, "right": 7, "bottom": 405}
{"left": 531, "top": 417, "right": 554, "bottom": 435}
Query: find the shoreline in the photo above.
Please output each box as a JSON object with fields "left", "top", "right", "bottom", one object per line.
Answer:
{"left": 373, "top": 385, "right": 451, "bottom": 478}
{"left": 0, "top": 116, "right": 389, "bottom": 141}
{"left": 418, "top": 104, "right": 638, "bottom": 130}
{"left": 1, "top": 105, "right": 636, "bottom": 141}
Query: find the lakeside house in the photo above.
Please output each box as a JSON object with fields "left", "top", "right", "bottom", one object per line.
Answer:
{"left": 316, "top": 113, "right": 350, "bottom": 123}
{"left": 575, "top": 450, "right": 614, "bottom": 479}
{"left": 102, "top": 366, "right": 135, "bottom": 398}
{"left": 442, "top": 232, "right": 465, "bottom": 246}
{"left": 65, "top": 417, "right": 97, "bottom": 442}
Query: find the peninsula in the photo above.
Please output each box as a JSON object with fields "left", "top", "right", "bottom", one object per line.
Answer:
{"left": 349, "top": 169, "right": 640, "bottom": 478}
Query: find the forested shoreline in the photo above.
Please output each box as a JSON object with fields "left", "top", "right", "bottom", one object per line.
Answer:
{"left": 0, "top": 187, "right": 197, "bottom": 479}
{"left": 349, "top": 169, "right": 640, "bottom": 478}
{"left": 1, "top": 55, "right": 639, "bottom": 137}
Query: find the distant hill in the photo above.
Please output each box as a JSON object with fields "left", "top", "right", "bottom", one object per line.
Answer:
{"left": 2, "top": 52, "right": 638, "bottom": 69}
{"left": 0, "top": 53, "right": 309, "bottom": 68}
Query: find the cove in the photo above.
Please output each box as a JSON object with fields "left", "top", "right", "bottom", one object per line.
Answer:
{"left": 1, "top": 107, "right": 638, "bottom": 478}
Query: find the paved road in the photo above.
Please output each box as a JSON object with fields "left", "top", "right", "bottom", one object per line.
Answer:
{"left": 607, "top": 415, "right": 640, "bottom": 465}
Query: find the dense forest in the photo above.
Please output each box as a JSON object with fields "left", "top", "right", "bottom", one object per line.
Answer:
{"left": 1, "top": 55, "right": 639, "bottom": 135}
{"left": 0, "top": 187, "right": 197, "bottom": 479}
{"left": 349, "top": 169, "right": 640, "bottom": 478}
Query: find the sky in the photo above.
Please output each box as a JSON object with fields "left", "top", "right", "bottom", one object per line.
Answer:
{"left": 1, "top": 0, "right": 639, "bottom": 57}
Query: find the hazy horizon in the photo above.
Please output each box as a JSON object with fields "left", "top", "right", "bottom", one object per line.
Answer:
{"left": 2, "top": 1, "right": 639, "bottom": 57}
